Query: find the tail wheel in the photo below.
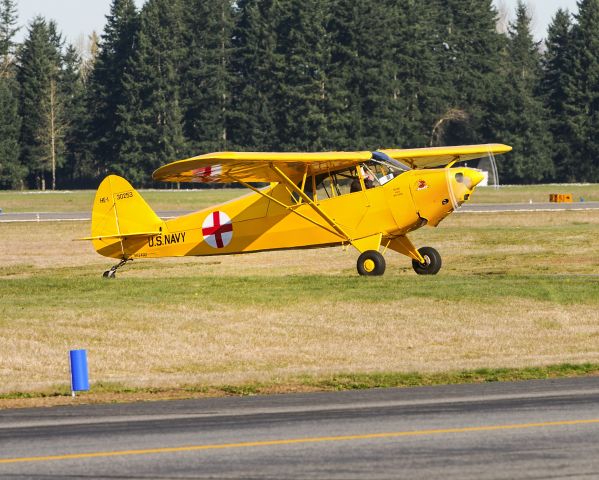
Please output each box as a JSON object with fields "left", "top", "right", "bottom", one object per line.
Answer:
{"left": 412, "top": 246, "right": 442, "bottom": 275}
{"left": 357, "top": 250, "right": 386, "bottom": 276}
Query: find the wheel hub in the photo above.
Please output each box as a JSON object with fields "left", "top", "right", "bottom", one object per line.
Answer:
{"left": 363, "top": 259, "right": 375, "bottom": 272}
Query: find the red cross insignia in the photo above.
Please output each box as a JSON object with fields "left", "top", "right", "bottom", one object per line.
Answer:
{"left": 202, "top": 211, "right": 233, "bottom": 248}
{"left": 192, "top": 165, "right": 222, "bottom": 181}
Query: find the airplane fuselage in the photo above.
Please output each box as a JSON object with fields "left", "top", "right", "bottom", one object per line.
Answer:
{"left": 94, "top": 166, "right": 483, "bottom": 261}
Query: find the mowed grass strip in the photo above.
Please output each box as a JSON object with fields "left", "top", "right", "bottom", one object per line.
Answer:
{"left": 0, "top": 210, "right": 598, "bottom": 402}
{"left": 470, "top": 183, "right": 599, "bottom": 204}
{"left": 0, "top": 189, "right": 242, "bottom": 213}
{"left": 0, "top": 184, "right": 598, "bottom": 213}
{"left": 2, "top": 363, "right": 599, "bottom": 408}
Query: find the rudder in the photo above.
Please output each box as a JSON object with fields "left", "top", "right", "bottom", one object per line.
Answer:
{"left": 89, "top": 175, "right": 162, "bottom": 258}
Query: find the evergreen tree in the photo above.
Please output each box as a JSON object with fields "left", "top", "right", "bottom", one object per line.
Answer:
{"left": 491, "top": 2, "right": 553, "bottom": 182}
{"left": 325, "top": 0, "right": 403, "bottom": 149}
{"left": 117, "top": 0, "right": 186, "bottom": 184}
{"left": 0, "top": 0, "right": 22, "bottom": 188}
{"left": 0, "top": 0, "right": 18, "bottom": 76}
{"left": 60, "top": 44, "right": 94, "bottom": 186}
{"left": 230, "top": 0, "right": 282, "bottom": 150}
{"left": 433, "top": 0, "right": 505, "bottom": 145}
{"left": 394, "top": 1, "right": 449, "bottom": 148}
{"left": 181, "top": 0, "right": 234, "bottom": 154}
{"left": 542, "top": 9, "right": 576, "bottom": 181}
{"left": 322, "top": 0, "right": 362, "bottom": 149}
{"left": 0, "top": 77, "right": 22, "bottom": 188}
{"left": 88, "top": 0, "right": 139, "bottom": 178}
{"left": 17, "top": 17, "right": 64, "bottom": 190}
{"left": 274, "top": 0, "right": 329, "bottom": 150}
{"left": 353, "top": 0, "right": 403, "bottom": 148}
{"left": 567, "top": 0, "right": 599, "bottom": 182}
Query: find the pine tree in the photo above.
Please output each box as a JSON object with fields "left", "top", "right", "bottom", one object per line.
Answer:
{"left": 491, "top": 2, "right": 553, "bottom": 183}
{"left": 542, "top": 9, "right": 576, "bottom": 181}
{"left": 229, "top": 0, "right": 282, "bottom": 150}
{"left": 325, "top": 0, "right": 403, "bottom": 149}
{"left": 433, "top": 0, "right": 505, "bottom": 145}
{"left": 87, "top": 0, "right": 139, "bottom": 178}
{"left": 0, "top": 0, "right": 22, "bottom": 188}
{"left": 117, "top": 0, "right": 186, "bottom": 185}
{"left": 60, "top": 45, "right": 94, "bottom": 186}
{"left": 394, "top": 1, "right": 449, "bottom": 148}
{"left": 274, "top": 0, "right": 329, "bottom": 150}
{"left": 17, "top": 17, "right": 65, "bottom": 190}
{"left": 322, "top": 0, "right": 361, "bottom": 149}
{"left": 181, "top": 0, "right": 234, "bottom": 154}
{"left": 567, "top": 0, "right": 599, "bottom": 182}
{"left": 0, "top": 0, "right": 18, "bottom": 76}
{"left": 0, "top": 77, "right": 22, "bottom": 188}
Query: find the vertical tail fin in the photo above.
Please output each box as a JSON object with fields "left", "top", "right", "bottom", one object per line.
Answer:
{"left": 87, "top": 175, "right": 162, "bottom": 258}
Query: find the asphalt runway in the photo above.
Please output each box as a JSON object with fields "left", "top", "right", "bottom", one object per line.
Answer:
{"left": 1, "top": 377, "right": 599, "bottom": 479}
{"left": 1, "top": 201, "right": 599, "bottom": 222}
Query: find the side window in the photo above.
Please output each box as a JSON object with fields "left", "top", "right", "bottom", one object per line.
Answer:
{"left": 334, "top": 169, "right": 359, "bottom": 195}
{"left": 294, "top": 168, "right": 360, "bottom": 203}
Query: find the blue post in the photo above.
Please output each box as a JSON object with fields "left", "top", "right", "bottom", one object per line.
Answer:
{"left": 69, "top": 349, "right": 89, "bottom": 396}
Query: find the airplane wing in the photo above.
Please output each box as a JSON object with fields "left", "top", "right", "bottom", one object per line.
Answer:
{"left": 378, "top": 144, "right": 511, "bottom": 169}
{"left": 153, "top": 151, "right": 372, "bottom": 184}
{"left": 153, "top": 144, "right": 512, "bottom": 184}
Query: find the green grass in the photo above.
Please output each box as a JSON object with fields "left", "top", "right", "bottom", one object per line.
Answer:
{"left": 1, "top": 274, "right": 597, "bottom": 312}
{"left": 1, "top": 183, "right": 598, "bottom": 213}
{"left": 473, "top": 184, "right": 599, "bottom": 203}
{"left": 2, "top": 363, "right": 598, "bottom": 401}
{"left": 0, "top": 188, "right": 242, "bottom": 213}
{"left": 1, "top": 210, "right": 598, "bottom": 405}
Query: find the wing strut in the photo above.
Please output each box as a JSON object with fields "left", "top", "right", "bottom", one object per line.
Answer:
{"left": 270, "top": 164, "right": 352, "bottom": 242}
{"left": 229, "top": 175, "right": 348, "bottom": 240}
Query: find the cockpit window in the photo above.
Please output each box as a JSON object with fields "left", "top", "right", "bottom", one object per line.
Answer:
{"left": 293, "top": 153, "right": 409, "bottom": 203}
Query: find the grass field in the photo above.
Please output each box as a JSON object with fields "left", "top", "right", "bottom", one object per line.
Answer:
{"left": 0, "top": 183, "right": 598, "bottom": 213}
{"left": 1, "top": 205, "right": 598, "bottom": 407}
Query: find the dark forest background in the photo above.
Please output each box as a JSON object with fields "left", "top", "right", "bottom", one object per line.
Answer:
{"left": 1, "top": 0, "right": 598, "bottom": 189}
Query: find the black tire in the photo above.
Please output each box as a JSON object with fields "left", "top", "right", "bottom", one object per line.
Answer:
{"left": 357, "top": 250, "right": 386, "bottom": 276}
{"left": 412, "top": 246, "right": 442, "bottom": 275}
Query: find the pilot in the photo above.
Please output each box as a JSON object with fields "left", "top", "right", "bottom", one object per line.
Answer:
{"left": 350, "top": 166, "right": 375, "bottom": 192}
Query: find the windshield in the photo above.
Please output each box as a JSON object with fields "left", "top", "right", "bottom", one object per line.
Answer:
{"left": 371, "top": 151, "right": 411, "bottom": 173}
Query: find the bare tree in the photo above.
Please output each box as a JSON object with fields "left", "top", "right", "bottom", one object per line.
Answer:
{"left": 36, "top": 78, "right": 66, "bottom": 190}
{"left": 77, "top": 30, "right": 99, "bottom": 81}
{"left": 495, "top": 0, "right": 510, "bottom": 35}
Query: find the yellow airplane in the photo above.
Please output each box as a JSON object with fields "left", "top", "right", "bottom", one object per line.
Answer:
{"left": 84, "top": 144, "right": 511, "bottom": 278}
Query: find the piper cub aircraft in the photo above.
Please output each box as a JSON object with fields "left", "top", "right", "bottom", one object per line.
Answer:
{"left": 84, "top": 144, "right": 511, "bottom": 278}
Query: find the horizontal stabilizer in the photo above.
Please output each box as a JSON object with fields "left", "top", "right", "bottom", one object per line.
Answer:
{"left": 77, "top": 231, "right": 161, "bottom": 241}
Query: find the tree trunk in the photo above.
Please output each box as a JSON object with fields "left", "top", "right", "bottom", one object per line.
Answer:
{"left": 50, "top": 80, "right": 57, "bottom": 190}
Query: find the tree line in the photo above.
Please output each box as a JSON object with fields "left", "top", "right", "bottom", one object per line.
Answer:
{"left": 0, "top": 0, "right": 598, "bottom": 190}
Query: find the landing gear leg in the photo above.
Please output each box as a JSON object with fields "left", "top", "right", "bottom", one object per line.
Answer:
{"left": 102, "top": 258, "right": 132, "bottom": 279}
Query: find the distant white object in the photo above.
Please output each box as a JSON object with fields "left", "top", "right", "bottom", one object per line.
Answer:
{"left": 478, "top": 171, "right": 489, "bottom": 187}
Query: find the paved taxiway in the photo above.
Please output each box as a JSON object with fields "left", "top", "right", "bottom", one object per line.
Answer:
{"left": 1, "top": 377, "right": 599, "bottom": 479}
{"left": 1, "top": 201, "right": 599, "bottom": 222}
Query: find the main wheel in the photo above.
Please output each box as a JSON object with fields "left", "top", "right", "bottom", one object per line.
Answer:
{"left": 412, "top": 246, "right": 442, "bottom": 275}
{"left": 357, "top": 250, "right": 386, "bottom": 276}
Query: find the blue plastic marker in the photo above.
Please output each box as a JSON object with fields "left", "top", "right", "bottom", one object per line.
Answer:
{"left": 69, "top": 349, "right": 89, "bottom": 396}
